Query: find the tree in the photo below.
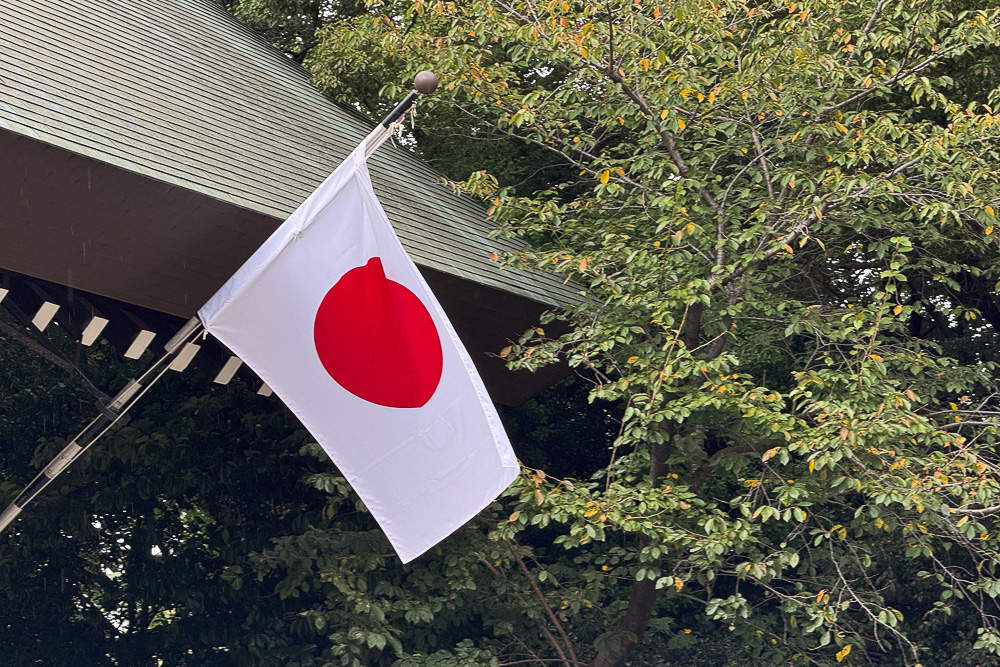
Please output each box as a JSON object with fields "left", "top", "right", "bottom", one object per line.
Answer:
{"left": 6, "top": 1, "right": 1000, "bottom": 665}
{"left": 228, "top": 0, "right": 1000, "bottom": 665}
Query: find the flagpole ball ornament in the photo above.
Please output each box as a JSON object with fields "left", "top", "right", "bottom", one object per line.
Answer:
{"left": 313, "top": 257, "right": 443, "bottom": 408}
{"left": 413, "top": 71, "right": 439, "bottom": 95}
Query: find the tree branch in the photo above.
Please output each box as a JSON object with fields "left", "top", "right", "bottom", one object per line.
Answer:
{"left": 507, "top": 541, "right": 579, "bottom": 667}
{"left": 951, "top": 504, "right": 1000, "bottom": 517}
{"left": 595, "top": 65, "right": 722, "bottom": 215}
{"left": 0, "top": 319, "right": 110, "bottom": 404}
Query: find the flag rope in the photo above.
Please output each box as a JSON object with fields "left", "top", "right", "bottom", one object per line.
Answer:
{"left": 0, "top": 71, "right": 439, "bottom": 536}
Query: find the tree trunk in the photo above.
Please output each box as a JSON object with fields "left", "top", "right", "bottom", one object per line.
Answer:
{"left": 589, "top": 437, "right": 672, "bottom": 667}
{"left": 590, "top": 576, "right": 660, "bottom": 667}
{"left": 589, "top": 304, "right": 706, "bottom": 667}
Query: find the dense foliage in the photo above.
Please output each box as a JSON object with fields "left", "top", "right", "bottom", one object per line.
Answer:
{"left": 5, "top": 1, "right": 1000, "bottom": 666}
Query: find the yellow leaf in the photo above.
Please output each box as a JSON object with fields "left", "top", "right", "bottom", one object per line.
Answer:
{"left": 834, "top": 121, "right": 848, "bottom": 133}
{"left": 741, "top": 90, "right": 749, "bottom": 100}
{"left": 809, "top": 459, "right": 815, "bottom": 473}
{"left": 708, "top": 89, "right": 716, "bottom": 104}
{"left": 836, "top": 645, "right": 851, "bottom": 662}
{"left": 627, "top": 356, "right": 639, "bottom": 364}
{"left": 987, "top": 226, "right": 994, "bottom": 236}
{"left": 696, "top": 92, "right": 704, "bottom": 102}
{"left": 653, "top": 6, "right": 659, "bottom": 18}
{"left": 600, "top": 170, "right": 610, "bottom": 184}
{"left": 508, "top": 511, "right": 520, "bottom": 522}
{"left": 987, "top": 205, "right": 995, "bottom": 216}
{"left": 581, "top": 47, "right": 588, "bottom": 58}
{"left": 660, "top": 108, "right": 669, "bottom": 119}
{"left": 500, "top": 345, "right": 512, "bottom": 358}
{"left": 674, "top": 577, "right": 683, "bottom": 592}
{"left": 784, "top": 244, "right": 794, "bottom": 254}
{"left": 817, "top": 589, "right": 827, "bottom": 603}
{"left": 641, "top": 58, "right": 650, "bottom": 71}
{"left": 893, "top": 304, "right": 903, "bottom": 315}
{"left": 677, "top": 118, "right": 686, "bottom": 131}
{"left": 871, "top": 354, "right": 883, "bottom": 361}
{"left": 762, "top": 447, "right": 781, "bottom": 462}
{"left": 579, "top": 257, "right": 588, "bottom": 272}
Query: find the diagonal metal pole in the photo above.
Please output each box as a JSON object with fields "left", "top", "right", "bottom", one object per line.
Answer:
{"left": 0, "top": 317, "right": 203, "bottom": 532}
{"left": 0, "top": 72, "right": 439, "bottom": 535}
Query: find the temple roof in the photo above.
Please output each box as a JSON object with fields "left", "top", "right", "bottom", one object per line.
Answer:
{"left": 0, "top": 0, "right": 576, "bottom": 309}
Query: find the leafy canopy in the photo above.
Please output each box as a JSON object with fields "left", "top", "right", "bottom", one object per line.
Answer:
{"left": 269, "top": 0, "right": 1000, "bottom": 664}
{"left": 4, "top": 1, "right": 1000, "bottom": 666}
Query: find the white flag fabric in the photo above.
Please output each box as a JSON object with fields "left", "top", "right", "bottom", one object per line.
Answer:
{"left": 198, "top": 146, "right": 519, "bottom": 562}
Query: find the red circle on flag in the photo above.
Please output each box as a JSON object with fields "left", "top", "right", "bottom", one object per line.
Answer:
{"left": 313, "top": 257, "right": 443, "bottom": 408}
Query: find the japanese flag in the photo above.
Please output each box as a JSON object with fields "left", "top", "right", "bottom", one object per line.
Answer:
{"left": 199, "top": 147, "right": 519, "bottom": 562}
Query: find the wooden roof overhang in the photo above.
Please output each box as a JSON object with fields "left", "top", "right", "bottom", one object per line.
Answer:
{"left": 0, "top": 0, "right": 575, "bottom": 405}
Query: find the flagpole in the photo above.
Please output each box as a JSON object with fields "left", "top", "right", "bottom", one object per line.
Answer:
{"left": 0, "top": 73, "right": 439, "bottom": 535}
{"left": 364, "top": 71, "right": 439, "bottom": 158}
{"left": 0, "top": 318, "right": 204, "bottom": 533}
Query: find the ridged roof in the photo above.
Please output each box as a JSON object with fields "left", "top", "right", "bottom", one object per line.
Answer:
{"left": 0, "top": 0, "right": 576, "bottom": 307}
